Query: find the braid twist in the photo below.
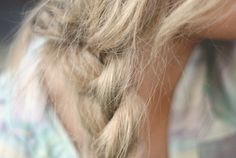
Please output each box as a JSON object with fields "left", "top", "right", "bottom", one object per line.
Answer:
{"left": 10, "top": 0, "right": 229, "bottom": 157}
{"left": 31, "top": 1, "right": 148, "bottom": 157}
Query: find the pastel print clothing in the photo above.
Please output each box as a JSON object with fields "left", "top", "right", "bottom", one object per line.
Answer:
{"left": 0, "top": 36, "right": 79, "bottom": 158}
{"left": 169, "top": 40, "right": 236, "bottom": 158}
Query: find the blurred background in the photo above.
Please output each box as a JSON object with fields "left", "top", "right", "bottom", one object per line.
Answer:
{"left": 0, "top": 0, "right": 36, "bottom": 70}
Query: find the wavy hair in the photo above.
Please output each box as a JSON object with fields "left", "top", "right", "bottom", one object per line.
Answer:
{"left": 5, "top": 0, "right": 232, "bottom": 157}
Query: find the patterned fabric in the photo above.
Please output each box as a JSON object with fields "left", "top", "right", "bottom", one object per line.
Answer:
{"left": 0, "top": 36, "right": 79, "bottom": 158}
{"left": 169, "top": 40, "right": 236, "bottom": 158}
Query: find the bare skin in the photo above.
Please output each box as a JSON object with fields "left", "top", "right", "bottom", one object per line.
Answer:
{"left": 138, "top": 38, "right": 200, "bottom": 158}
{"left": 139, "top": 2, "right": 236, "bottom": 157}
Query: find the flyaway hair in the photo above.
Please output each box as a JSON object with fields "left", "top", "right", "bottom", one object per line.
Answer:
{"left": 5, "top": 0, "right": 232, "bottom": 157}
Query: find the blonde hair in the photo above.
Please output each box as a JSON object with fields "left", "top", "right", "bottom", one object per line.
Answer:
{"left": 5, "top": 0, "right": 232, "bottom": 157}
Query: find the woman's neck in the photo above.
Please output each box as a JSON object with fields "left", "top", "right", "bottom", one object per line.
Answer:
{"left": 138, "top": 38, "right": 200, "bottom": 158}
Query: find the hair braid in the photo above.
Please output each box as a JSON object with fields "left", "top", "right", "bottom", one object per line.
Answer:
{"left": 9, "top": 0, "right": 229, "bottom": 157}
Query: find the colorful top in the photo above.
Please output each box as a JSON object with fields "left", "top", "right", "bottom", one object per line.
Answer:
{"left": 1, "top": 37, "right": 236, "bottom": 158}
{"left": 169, "top": 40, "right": 236, "bottom": 158}
{"left": 0, "top": 37, "right": 79, "bottom": 158}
